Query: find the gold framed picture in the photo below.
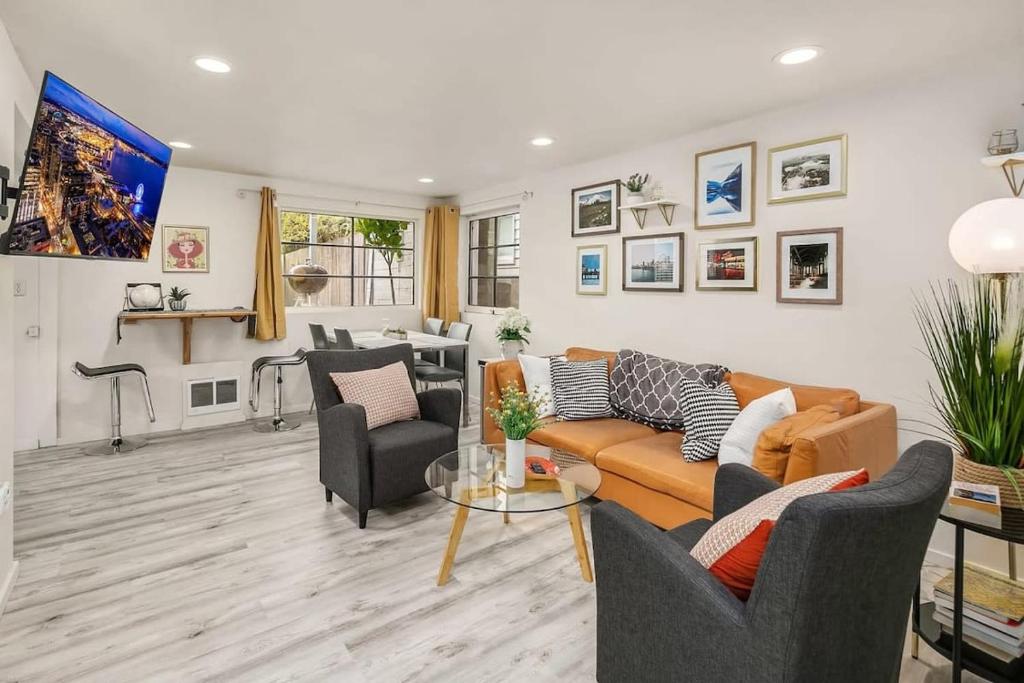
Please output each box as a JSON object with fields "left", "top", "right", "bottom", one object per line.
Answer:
{"left": 776, "top": 227, "right": 843, "bottom": 305}
{"left": 696, "top": 236, "right": 758, "bottom": 291}
{"left": 767, "top": 134, "right": 847, "bottom": 204}
{"left": 694, "top": 142, "right": 756, "bottom": 229}
{"left": 576, "top": 244, "right": 608, "bottom": 295}
{"left": 162, "top": 225, "right": 209, "bottom": 273}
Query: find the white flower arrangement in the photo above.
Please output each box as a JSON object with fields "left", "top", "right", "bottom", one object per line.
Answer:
{"left": 495, "top": 307, "right": 531, "bottom": 344}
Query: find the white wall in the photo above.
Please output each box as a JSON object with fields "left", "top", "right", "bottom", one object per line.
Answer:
{"left": 0, "top": 17, "right": 38, "bottom": 614}
{"left": 457, "top": 47, "right": 1024, "bottom": 567}
{"left": 20, "top": 167, "right": 433, "bottom": 445}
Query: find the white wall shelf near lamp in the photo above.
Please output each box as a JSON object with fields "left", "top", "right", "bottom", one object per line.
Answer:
{"left": 618, "top": 199, "right": 681, "bottom": 229}
{"left": 981, "top": 152, "right": 1024, "bottom": 197}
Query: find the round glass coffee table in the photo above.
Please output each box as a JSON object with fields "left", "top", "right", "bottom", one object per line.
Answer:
{"left": 425, "top": 443, "right": 602, "bottom": 586}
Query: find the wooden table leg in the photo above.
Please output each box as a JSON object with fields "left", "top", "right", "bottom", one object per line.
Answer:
{"left": 437, "top": 496, "right": 471, "bottom": 586}
{"left": 181, "top": 318, "right": 193, "bottom": 365}
{"left": 503, "top": 511, "right": 510, "bottom": 524}
{"left": 559, "top": 480, "right": 593, "bottom": 582}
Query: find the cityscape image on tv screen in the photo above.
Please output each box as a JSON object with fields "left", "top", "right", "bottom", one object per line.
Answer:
{"left": 5, "top": 72, "right": 172, "bottom": 260}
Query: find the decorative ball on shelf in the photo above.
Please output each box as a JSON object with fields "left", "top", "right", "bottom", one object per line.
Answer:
{"left": 128, "top": 284, "right": 162, "bottom": 309}
{"left": 287, "top": 259, "right": 328, "bottom": 295}
{"left": 949, "top": 197, "right": 1024, "bottom": 274}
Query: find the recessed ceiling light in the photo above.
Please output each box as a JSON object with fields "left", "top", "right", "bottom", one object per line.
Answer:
{"left": 193, "top": 56, "right": 232, "bottom": 73}
{"left": 417, "top": 177, "right": 435, "bottom": 184}
{"left": 774, "top": 46, "right": 821, "bottom": 65}
{"left": 168, "top": 141, "right": 193, "bottom": 149}
{"left": 530, "top": 136, "right": 554, "bottom": 147}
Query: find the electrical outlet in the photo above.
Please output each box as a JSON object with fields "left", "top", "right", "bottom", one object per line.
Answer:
{"left": 0, "top": 482, "right": 10, "bottom": 515}
{"left": 13, "top": 280, "right": 27, "bottom": 297}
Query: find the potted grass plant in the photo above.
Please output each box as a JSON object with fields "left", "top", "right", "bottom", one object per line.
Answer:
{"left": 915, "top": 275, "right": 1024, "bottom": 507}
{"left": 624, "top": 173, "right": 650, "bottom": 205}
{"left": 487, "top": 382, "right": 546, "bottom": 488}
{"left": 166, "top": 286, "right": 191, "bottom": 312}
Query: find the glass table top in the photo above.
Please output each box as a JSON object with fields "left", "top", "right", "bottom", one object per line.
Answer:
{"left": 425, "top": 443, "right": 602, "bottom": 514}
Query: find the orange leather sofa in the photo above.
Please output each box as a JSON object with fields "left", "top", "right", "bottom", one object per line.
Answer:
{"left": 482, "top": 347, "right": 897, "bottom": 529}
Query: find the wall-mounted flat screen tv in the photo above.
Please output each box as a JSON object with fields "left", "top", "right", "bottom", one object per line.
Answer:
{"left": 1, "top": 71, "right": 172, "bottom": 260}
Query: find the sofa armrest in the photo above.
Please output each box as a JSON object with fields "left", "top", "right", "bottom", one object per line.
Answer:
{"left": 782, "top": 401, "right": 898, "bottom": 485}
{"left": 592, "top": 501, "right": 747, "bottom": 681}
{"left": 417, "top": 388, "right": 462, "bottom": 432}
{"left": 317, "top": 403, "right": 372, "bottom": 509}
{"left": 713, "top": 464, "right": 780, "bottom": 521}
{"left": 482, "top": 359, "right": 527, "bottom": 444}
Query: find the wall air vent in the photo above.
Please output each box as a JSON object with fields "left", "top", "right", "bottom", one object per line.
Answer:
{"left": 185, "top": 376, "right": 240, "bottom": 416}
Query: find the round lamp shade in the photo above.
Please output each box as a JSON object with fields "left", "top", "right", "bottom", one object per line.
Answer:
{"left": 949, "top": 197, "right": 1024, "bottom": 274}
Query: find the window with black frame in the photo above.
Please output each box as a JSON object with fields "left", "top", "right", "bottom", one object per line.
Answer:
{"left": 468, "top": 212, "right": 519, "bottom": 309}
{"left": 280, "top": 210, "right": 414, "bottom": 307}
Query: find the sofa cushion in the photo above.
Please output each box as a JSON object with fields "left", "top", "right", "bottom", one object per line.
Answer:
{"left": 551, "top": 357, "right": 615, "bottom": 420}
{"left": 727, "top": 372, "right": 860, "bottom": 418}
{"left": 718, "top": 388, "right": 796, "bottom": 467}
{"left": 680, "top": 380, "right": 740, "bottom": 462}
{"left": 530, "top": 417, "right": 657, "bottom": 462}
{"left": 565, "top": 347, "right": 618, "bottom": 373}
{"left": 753, "top": 404, "right": 841, "bottom": 482}
{"left": 368, "top": 419, "right": 458, "bottom": 506}
{"left": 596, "top": 432, "right": 718, "bottom": 511}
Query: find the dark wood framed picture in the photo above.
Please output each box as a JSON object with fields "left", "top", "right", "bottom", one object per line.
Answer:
{"left": 696, "top": 236, "right": 758, "bottom": 291}
{"left": 571, "top": 180, "right": 620, "bottom": 237}
{"left": 622, "top": 232, "right": 684, "bottom": 291}
{"left": 694, "top": 141, "right": 756, "bottom": 229}
{"left": 776, "top": 227, "right": 843, "bottom": 305}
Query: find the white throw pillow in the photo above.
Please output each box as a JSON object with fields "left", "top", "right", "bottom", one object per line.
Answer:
{"left": 518, "top": 354, "right": 556, "bottom": 418}
{"left": 717, "top": 388, "right": 797, "bottom": 467}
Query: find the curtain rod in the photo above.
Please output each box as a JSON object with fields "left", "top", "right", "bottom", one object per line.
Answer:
{"left": 236, "top": 187, "right": 428, "bottom": 213}
{"left": 461, "top": 190, "right": 533, "bottom": 211}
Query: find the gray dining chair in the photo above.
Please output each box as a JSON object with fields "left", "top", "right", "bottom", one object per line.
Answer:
{"left": 417, "top": 317, "right": 445, "bottom": 368}
{"left": 308, "top": 323, "right": 331, "bottom": 350}
{"left": 308, "top": 324, "right": 354, "bottom": 412}
{"left": 333, "top": 328, "right": 355, "bottom": 350}
{"left": 414, "top": 321, "right": 472, "bottom": 426}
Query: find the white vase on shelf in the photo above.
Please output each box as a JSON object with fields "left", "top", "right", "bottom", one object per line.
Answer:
{"left": 505, "top": 438, "right": 526, "bottom": 488}
{"left": 500, "top": 339, "right": 524, "bottom": 360}
{"left": 626, "top": 191, "right": 645, "bottom": 205}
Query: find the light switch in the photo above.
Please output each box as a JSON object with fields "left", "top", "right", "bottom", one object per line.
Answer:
{"left": 13, "top": 280, "right": 27, "bottom": 297}
{"left": 0, "top": 482, "right": 10, "bottom": 515}
{"left": 26, "top": 325, "right": 40, "bottom": 338}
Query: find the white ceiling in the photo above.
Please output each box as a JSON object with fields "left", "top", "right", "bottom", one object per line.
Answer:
{"left": 0, "top": 0, "right": 1020, "bottom": 197}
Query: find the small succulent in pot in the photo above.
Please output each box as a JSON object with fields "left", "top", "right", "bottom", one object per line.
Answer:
{"left": 624, "top": 173, "right": 650, "bottom": 204}
{"left": 166, "top": 286, "right": 191, "bottom": 311}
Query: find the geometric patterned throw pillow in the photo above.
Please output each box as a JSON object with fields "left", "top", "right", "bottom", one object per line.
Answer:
{"left": 550, "top": 357, "right": 615, "bottom": 421}
{"left": 680, "top": 379, "right": 740, "bottom": 462}
{"left": 330, "top": 361, "right": 420, "bottom": 431}
{"left": 690, "top": 468, "right": 869, "bottom": 600}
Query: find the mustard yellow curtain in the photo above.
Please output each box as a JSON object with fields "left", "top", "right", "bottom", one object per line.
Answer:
{"left": 422, "top": 205, "right": 460, "bottom": 324}
{"left": 250, "top": 187, "right": 287, "bottom": 340}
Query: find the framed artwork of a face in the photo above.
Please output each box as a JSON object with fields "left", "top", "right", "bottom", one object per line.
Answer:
{"left": 694, "top": 142, "right": 755, "bottom": 229}
{"left": 622, "top": 232, "right": 684, "bottom": 291}
{"left": 572, "top": 180, "right": 620, "bottom": 237}
{"left": 767, "top": 134, "right": 847, "bottom": 204}
{"left": 162, "top": 225, "right": 209, "bottom": 273}
{"left": 776, "top": 227, "right": 843, "bottom": 304}
{"left": 696, "top": 236, "right": 758, "bottom": 291}
{"left": 576, "top": 245, "right": 608, "bottom": 295}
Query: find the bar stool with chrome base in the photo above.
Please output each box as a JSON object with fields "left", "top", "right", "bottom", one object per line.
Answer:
{"left": 250, "top": 348, "right": 307, "bottom": 432}
{"left": 72, "top": 361, "right": 156, "bottom": 456}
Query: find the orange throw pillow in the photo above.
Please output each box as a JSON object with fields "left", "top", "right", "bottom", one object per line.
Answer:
{"left": 752, "top": 405, "right": 841, "bottom": 482}
{"left": 691, "top": 468, "right": 869, "bottom": 600}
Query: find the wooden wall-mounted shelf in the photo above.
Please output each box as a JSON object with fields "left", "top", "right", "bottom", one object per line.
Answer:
{"left": 117, "top": 309, "right": 255, "bottom": 364}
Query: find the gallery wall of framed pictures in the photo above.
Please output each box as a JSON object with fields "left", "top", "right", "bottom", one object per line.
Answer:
{"left": 567, "top": 133, "right": 847, "bottom": 304}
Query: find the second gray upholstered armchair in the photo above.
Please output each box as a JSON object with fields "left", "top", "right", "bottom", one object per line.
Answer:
{"left": 307, "top": 345, "right": 461, "bottom": 528}
{"left": 591, "top": 441, "right": 952, "bottom": 683}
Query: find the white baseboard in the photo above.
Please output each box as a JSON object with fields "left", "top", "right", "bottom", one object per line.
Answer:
{"left": 0, "top": 560, "right": 19, "bottom": 620}
{"left": 925, "top": 546, "right": 954, "bottom": 568}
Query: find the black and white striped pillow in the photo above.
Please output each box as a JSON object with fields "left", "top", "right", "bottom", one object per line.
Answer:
{"left": 680, "top": 379, "right": 740, "bottom": 462}
{"left": 551, "top": 357, "right": 614, "bottom": 421}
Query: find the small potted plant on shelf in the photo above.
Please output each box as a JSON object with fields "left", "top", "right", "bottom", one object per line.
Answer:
{"left": 624, "top": 173, "right": 650, "bottom": 205}
{"left": 166, "top": 286, "right": 191, "bottom": 312}
{"left": 916, "top": 275, "right": 1024, "bottom": 508}
{"left": 487, "top": 382, "right": 546, "bottom": 488}
{"left": 495, "top": 307, "right": 531, "bottom": 359}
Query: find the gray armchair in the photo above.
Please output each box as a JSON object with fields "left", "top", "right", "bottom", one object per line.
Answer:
{"left": 307, "top": 345, "right": 461, "bottom": 528}
{"left": 592, "top": 440, "right": 952, "bottom": 683}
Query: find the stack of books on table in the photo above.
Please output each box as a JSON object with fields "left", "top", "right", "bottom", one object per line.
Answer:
{"left": 934, "top": 564, "right": 1024, "bottom": 663}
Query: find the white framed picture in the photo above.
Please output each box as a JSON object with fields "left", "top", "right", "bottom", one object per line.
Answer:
{"left": 767, "top": 134, "right": 847, "bottom": 204}
{"left": 622, "top": 232, "right": 684, "bottom": 291}
{"left": 694, "top": 142, "right": 755, "bottom": 229}
{"left": 696, "top": 236, "right": 758, "bottom": 291}
{"left": 576, "top": 244, "right": 607, "bottom": 295}
{"left": 776, "top": 228, "right": 843, "bottom": 305}
{"left": 572, "top": 180, "right": 620, "bottom": 237}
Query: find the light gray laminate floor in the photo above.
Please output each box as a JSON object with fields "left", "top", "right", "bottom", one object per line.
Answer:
{"left": 0, "top": 409, "right": 989, "bottom": 682}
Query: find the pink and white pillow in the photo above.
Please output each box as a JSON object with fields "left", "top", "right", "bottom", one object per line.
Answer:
{"left": 330, "top": 361, "right": 420, "bottom": 430}
{"left": 690, "top": 468, "right": 869, "bottom": 600}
